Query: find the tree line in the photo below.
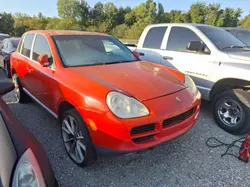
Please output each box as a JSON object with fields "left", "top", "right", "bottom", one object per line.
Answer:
{"left": 1, "top": 0, "right": 250, "bottom": 39}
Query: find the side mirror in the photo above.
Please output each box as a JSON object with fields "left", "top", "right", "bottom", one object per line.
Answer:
{"left": 132, "top": 51, "right": 140, "bottom": 59}
{"left": 0, "top": 81, "right": 15, "bottom": 96}
{"left": 186, "top": 41, "right": 203, "bottom": 52}
{"left": 38, "top": 54, "right": 50, "bottom": 67}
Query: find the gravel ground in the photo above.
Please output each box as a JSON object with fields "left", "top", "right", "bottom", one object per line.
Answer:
{"left": 1, "top": 69, "right": 250, "bottom": 187}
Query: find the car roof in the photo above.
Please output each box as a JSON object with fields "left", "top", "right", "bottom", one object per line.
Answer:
{"left": 5, "top": 37, "right": 20, "bottom": 41}
{"left": 148, "top": 23, "right": 216, "bottom": 28}
{"left": 0, "top": 33, "right": 9, "bottom": 37}
{"left": 25, "top": 30, "right": 110, "bottom": 36}
{"left": 223, "top": 27, "right": 250, "bottom": 31}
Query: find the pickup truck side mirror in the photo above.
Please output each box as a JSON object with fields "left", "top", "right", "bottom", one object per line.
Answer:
{"left": 186, "top": 41, "right": 203, "bottom": 52}
{"left": 38, "top": 54, "right": 50, "bottom": 67}
{"left": 0, "top": 81, "right": 15, "bottom": 96}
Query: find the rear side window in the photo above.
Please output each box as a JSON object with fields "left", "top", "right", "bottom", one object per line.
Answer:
{"left": 143, "top": 27, "right": 167, "bottom": 49}
{"left": 32, "top": 34, "right": 53, "bottom": 64}
{"left": 21, "top": 34, "right": 35, "bottom": 58}
{"left": 167, "top": 27, "right": 201, "bottom": 52}
{"left": 3, "top": 39, "right": 8, "bottom": 49}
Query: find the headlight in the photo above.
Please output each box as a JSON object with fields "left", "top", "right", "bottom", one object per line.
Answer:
{"left": 185, "top": 75, "right": 198, "bottom": 95}
{"left": 12, "top": 149, "right": 46, "bottom": 187}
{"left": 106, "top": 91, "right": 149, "bottom": 118}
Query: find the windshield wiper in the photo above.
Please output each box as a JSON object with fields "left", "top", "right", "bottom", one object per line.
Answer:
{"left": 104, "top": 60, "right": 136, "bottom": 64}
{"left": 221, "top": 45, "right": 245, "bottom": 50}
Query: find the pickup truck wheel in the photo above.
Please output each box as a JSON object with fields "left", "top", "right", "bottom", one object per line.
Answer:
{"left": 213, "top": 89, "right": 250, "bottom": 135}
{"left": 12, "top": 73, "right": 31, "bottom": 103}
{"left": 61, "top": 109, "right": 97, "bottom": 167}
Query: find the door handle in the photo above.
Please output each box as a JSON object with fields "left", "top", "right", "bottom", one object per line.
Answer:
{"left": 163, "top": 56, "right": 173, "bottom": 60}
{"left": 139, "top": 52, "right": 145, "bottom": 56}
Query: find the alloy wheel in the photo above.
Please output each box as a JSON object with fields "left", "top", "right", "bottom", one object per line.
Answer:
{"left": 62, "top": 115, "right": 86, "bottom": 164}
{"left": 217, "top": 99, "right": 244, "bottom": 127}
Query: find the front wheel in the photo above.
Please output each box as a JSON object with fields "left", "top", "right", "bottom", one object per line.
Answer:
{"left": 61, "top": 109, "right": 97, "bottom": 167}
{"left": 213, "top": 89, "right": 250, "bottom": 135}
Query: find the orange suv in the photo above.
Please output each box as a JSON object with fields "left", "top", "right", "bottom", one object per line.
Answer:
{"left": 11, "top": 30, "right": 201, "bottom": 167}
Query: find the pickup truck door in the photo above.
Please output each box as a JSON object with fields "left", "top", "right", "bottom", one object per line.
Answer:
{"left": 160, "top": 26, "right": 216, "bottom": 98}
{"left": 136, "top": 26, "right": 168, "bottom": 65}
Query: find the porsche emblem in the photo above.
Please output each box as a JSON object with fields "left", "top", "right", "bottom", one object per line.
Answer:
{"left": 176, "top": 97, "right": 181, "bottom": 102}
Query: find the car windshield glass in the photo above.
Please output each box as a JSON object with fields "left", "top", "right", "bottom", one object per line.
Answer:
{"left": 53, "top": 35, "right": 138, "bottom": 67}
{"left": 197, "top": 26, "right": 247, "bottom": 51}
{"left": 237, "top": 31, "right": 250, "bottom": 46}
{"left": 11, "top": 39, "right": 20, "bottom": 48}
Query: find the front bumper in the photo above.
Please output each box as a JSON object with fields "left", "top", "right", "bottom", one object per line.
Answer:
{"left": 84, "top": 88, "right": 201, "bottom": 155}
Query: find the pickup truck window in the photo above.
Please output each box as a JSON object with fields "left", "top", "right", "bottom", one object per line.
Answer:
{"left": 167, "top": 27, "right": 201, "bottom": 52}
{"left": 21, "top": 34, "right": 35, "bottom": 58}
{"left": 237, "top": 31, "right": 250, "bottom": 46}
{"left": 32, "top": 34, "right": 53, "bottom": 64}
{"left": 197, "top": 26, "right": 246, "bottom": 50}
{"left": 143, "top": 27, "right": 167, "bottom": 49}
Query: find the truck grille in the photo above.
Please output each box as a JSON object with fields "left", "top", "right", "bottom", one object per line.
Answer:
{"left": 163, "top": 108, "right": 194, "bottom": 128}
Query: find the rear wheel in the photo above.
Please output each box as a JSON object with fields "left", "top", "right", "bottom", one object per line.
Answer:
{"left": 12, "top": 73, "right": 31, "bottom": 103}
{"left": 213, "top": 89, "right": 250, "bottom": 134}
{"left": 61, "top": 109, "right": 97, "bottom": 167}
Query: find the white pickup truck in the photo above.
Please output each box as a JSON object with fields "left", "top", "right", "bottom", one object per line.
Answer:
{"left": 128, "top": 23, "right": 250, "bottom": 135}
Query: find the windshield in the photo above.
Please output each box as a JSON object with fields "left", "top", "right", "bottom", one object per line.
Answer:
{"left": 53, "top": 35, "right": 138, "bottom": 67}
{"left": 236, "top": 30, "right": 250, "bottom": 46}
{"left": 197, "top": 26, "right": 247, "bottom": 51}
{"left": 11, "top": 39, "right": 20, "bottom": 48}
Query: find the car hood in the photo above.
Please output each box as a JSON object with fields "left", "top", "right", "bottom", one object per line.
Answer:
{"left": 70, "top": 61, "right": 186, "bottom": 101}
{"left": 227, "top": 51, "right": 250, "bottom": 61}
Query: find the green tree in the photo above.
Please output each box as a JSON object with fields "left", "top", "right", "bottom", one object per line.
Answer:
{"left": 77, "top": 0, "right": 91, "bottom": 28}
{"left": 0, "top": 12, "right": 14, "bottom": 34}
{"left": 241, "top": 15, "right": 250, "bottom": 27}
{"left": 57, "top": 0, "right": 79, "bottom": 19}
{"left": 168, "top": 10, "right": 190, "bottom": 23}
{"left": 189, "top": 2, "right": 207, "bottom": 23}
{"left": 111, "top": 24, "right": 130, "bottom": 38}
{"left": 205, "top": 3, "right": 223, "bottom": 26}
{"left": 217, "top": 8, "right": 242, "bottom": 27}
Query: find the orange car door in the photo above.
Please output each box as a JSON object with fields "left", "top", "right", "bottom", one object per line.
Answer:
{"left": 29, "top": 34, "right": 58, "bottom": 115}
{"left": 17, "top": 34, "right": 35, "bottom": 92}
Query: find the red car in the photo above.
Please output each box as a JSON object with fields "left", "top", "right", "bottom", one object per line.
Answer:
{"left": 10, "top": 30, "right": 201, "bottom": 167}
{"left": 0, "top": 81, "right": 57, "bottom": 187}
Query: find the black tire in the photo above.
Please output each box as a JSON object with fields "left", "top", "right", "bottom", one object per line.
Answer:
{"left": 4, "top": 60, "right": 11, "bottom": 78}
{"left": 213, "top": 89, "right": 250, "bottom": 135}
{"left": 61, "top": 108, "right": 97, "bottom": 167}
{"left": 12, "top": 73, "right": 31, "bottom": 103}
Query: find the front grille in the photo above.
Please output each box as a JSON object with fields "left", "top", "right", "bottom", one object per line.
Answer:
{"left": 132, "top": 135, "right": 154, "bottom": 143}
{"left": 130, "top": 124, "right": 155, "bottom": 135}
{"left": 163, "top": 108, "right": 194, "bottom": 127}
